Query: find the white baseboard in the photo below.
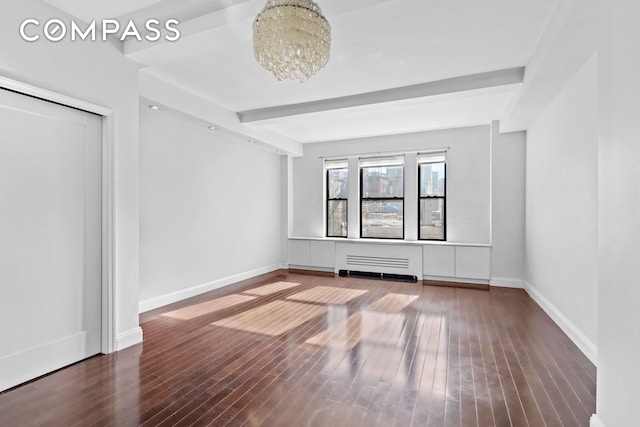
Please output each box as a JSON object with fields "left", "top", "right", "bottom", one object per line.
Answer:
{"left": 490, "top": 277, "right": 525, "bottom": 289}
{"left": 423, "top": 275, "right": 489, "bottom": 285}
{"left": 139, "top": 263, "right": 287, "bottom": 314}
{"left": 289, "top": 265, "right": 335, "bottom": 273}
{"left": 0, "top": 332, "right": 88, "bottom": 392}
{"left": 590, "top": 414, "right": 606, "bottom": 427}
{"left": 116, "top": 327, "right": 143, "bottom": 351}
{"left": 524, "top": 281, "right": 597, "bottom": 365}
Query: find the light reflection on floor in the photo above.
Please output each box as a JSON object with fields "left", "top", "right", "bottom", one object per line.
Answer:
{"left": 302, "top": 292, "right": 446, "bottom": 396}
{"left": 366, "top": 293, "right": 418, "bottom": 313}
{"left": 305, "top": 293, "right": 419, "bottom": 350}
{"left": 306, "top": 311, "right": 367, "bottom": 350}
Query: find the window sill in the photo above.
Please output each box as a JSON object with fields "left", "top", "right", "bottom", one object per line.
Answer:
{"left": 289, "top": 236, "right": 491, "bottom": 248}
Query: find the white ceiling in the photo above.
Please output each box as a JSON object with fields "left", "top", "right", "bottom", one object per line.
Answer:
{"left": 43, "top": 0, "right": 168, "bottom": 22}
{"left": 43, "top": 0, "right": 558, "bottom": 145}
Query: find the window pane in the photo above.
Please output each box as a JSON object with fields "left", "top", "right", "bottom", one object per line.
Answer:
{"left": 362, "top": 166, "right": 404, "bottom": 198}
{"left": 362, "top": 200, "right": 403, "bottom": 239}
{"left": 419, "top": 163, "right": 445, "bottom": 197}
{"left": 327, "top": 200, "right": 347, "bottom": 237}
{"left": 419, "top": 198, "right": 445, "bottom": 240}
{"left": 328, "top": 168, "right": 348, "bottom": 199}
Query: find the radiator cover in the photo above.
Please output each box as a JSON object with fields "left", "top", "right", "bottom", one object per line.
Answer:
{"left": 335, "top": 242, "right": 423, "bottom": 279}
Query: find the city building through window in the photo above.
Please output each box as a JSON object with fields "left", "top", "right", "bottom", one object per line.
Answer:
{"left": 325, "top": 159, "right": 348, "bottom": 237}
{"left": 360, "top": 156, "right": 405, "bottom": 239}
{"left": 418, "top": 153, "right": 446, "bottom": 240}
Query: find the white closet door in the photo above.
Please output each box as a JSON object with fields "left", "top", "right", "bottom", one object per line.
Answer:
{"left": 0, "top": 88, "right": 102, "bottom": 392}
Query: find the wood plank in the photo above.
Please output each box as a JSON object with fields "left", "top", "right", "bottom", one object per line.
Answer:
{"left": 0, "top": 274, "right": 596, "bottom": 427}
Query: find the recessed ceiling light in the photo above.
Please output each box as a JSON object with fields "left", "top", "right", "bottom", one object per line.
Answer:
{"left": 148, "top": 105, "right": 160, "bottom": 110}
{"left": 249, "top": 139, "right": 256, "bottom": 144}
{"left": 208, "top": 126, "right": 217, "bottom": 131}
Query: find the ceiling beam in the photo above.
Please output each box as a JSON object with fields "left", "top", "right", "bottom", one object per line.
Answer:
{"left": 237, "top": 67, "right": 525, "bottom": 123}
{"left": 500, "top": 0, "right": 597, "bottom": 133}
{"left": 124, "top": 0, "right": 261, "bottom": 65}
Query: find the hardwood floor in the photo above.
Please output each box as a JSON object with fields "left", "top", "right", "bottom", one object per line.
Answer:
{"left": 0, "top": 273, "right": 596, "bottom": 426}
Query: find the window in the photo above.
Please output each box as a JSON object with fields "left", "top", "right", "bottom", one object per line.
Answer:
{"left": 418, "top": 153, "right": 446, "bottom": 240}
{"left": 360, "top": 156, "right": 404, "bottom": 239}
{"left": 326, "top": 159, "right": 348, "bottom": 237}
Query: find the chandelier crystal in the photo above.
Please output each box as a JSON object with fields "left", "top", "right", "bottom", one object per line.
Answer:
{"left": 253, "top": 0, "right": 331, "bottom": 82}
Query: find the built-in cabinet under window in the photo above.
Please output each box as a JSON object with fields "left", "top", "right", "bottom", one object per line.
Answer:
{"left": 288, "top": 238, "right": 491, "bottom": 284}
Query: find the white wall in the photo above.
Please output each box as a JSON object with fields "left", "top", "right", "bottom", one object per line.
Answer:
{"left": 525, "top": 54, "right": 599, "bottom": 360}
{"left": 139, "top": 106, "right": 284, "bottom": 308}
{"left": 292, "top": 126, "right": 491, "bottom": 244}
{"left": 491, "top": 124, "right": 526, "bottom": 286}
{"left": 0, "top": 0, "right": 141, "bottom": 350}
{"left": 595, "top": 1, "right": 640, "bottom": 425}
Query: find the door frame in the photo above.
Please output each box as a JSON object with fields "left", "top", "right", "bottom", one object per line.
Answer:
{"left": 0, "top": 75, "right": 117, "bottom": 354}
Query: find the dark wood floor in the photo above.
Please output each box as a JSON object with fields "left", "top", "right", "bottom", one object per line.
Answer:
{"left": 0, "top": 272, "right": 596, "bottom": 426}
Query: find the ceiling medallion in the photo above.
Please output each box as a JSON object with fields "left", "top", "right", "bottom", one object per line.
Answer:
{"left": 253, "top": 0, "right": 331, "bottom": 82}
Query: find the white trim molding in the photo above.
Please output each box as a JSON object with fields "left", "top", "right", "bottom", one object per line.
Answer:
{"left": 0, "top": 331, "right": 88, "bottom": 392}
{"left": 525, "top": 281, "right": 597, "bottom": 365}
{"left": 139, "top": 263, "right": 287, "bottom": 313}
{"left": 101, "top": 114, "right": 116, "bottom": 354}
{"left": 116, "top": 327, "right": 144, "bottom": 351}
{"left": 0, "top": 76, "right": 113, "bottom": 116}
{"left": 289, "top": 265, "right": 335, "bottom": 273}
{"left": 590, "top": 414, "right": 606, "bottom": 427}
{"left": 490, "top": 277, "right": 525, "bottom": 289}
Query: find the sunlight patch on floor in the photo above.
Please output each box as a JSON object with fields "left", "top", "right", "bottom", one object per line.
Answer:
{"left": 242, "top": 281, "right": 301, "bottom": 296}
{"left": 287, "top": 286, "right": 367, "bottom": 305}
{"left": 163, "top": 294, "right": 257, "bottom": 320}
{"left": 211, "top": 300, "right": 327, "bottom": 336}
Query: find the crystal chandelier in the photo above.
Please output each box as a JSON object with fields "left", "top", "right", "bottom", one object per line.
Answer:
{"left": 253, "top": 0, "right": 331, "bottom": 82}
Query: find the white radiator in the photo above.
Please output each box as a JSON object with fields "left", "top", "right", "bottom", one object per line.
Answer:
{"left": 335, "top": 242, "right": 423, "bottom": 278}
